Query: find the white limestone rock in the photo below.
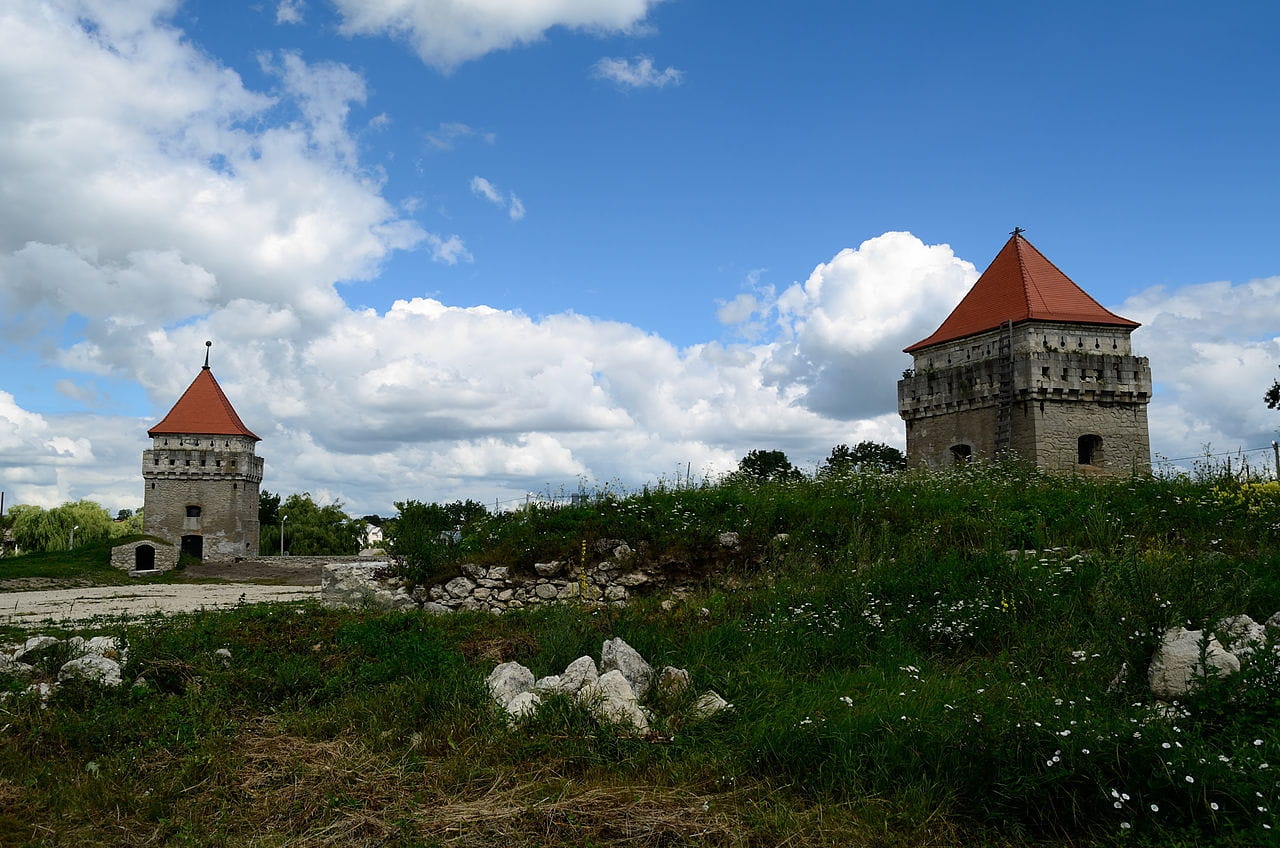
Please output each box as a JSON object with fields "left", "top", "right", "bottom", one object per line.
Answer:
{"left": 15, "top": 636, "right": 60, "bottom": 662}
{"left": 83, "top": 636, "right": 126, "bottom": 662}
{"left": 693, "top": 690, "right": 731, "bottom": 718}
{"left": 1148, "top": 627, "right": 1240, "bottom": 699}
{"left": 601, "top": 637, "right": 653, "bottom": 700}
{"left": 487, "top": 661, "right": 534, "bottom": 708}
{"left": 577, "top": 669, "right": 649, "bottom": 732}
{"left": 58, "top": 655, "right": 124, "bottom": 688}
{"left": 321, "top": 562, "right": 411, "bottom": 611}
{"left": 445, "top": 576, "right": 476, "bottom": 599}
{"left": 505, "top": 690, "right": 542, "bottom": 724}
{"left": 1266, "top": 611, "right": 1280, "bottom": 631}
{"left": 559, "top": 656, "right": 599, "bottom": 694}
{"left": 658, "top": 666, "right": 691, "bottom": 696}
{"left": 533, "top": 675, "right": 563, "bottom": 694}
{"left": 1217, "top": 615, "right": 1268, "bottom": 658}
{"left": 534, "top": 561, "right": 563, "bottom": 577}
{"left": 717, "top": 532, "right": 740, "bottom": 549}
{"left": 421, "top": 602, "right": 451, "bottom": 615}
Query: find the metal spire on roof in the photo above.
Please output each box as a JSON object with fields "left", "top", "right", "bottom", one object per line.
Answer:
{"left": 1010, "top": 226, "right": 1026, "bottom": 238}
{"left": 203, "top": 340, "right": 212, "bottom": 370}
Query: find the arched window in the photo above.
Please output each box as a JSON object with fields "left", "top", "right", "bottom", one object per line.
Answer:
{"left": 950, "top": 444, "right": 972, "bottom": 464}
{"left": 1078, "top": 435, "right": 1103, "bottom": 466}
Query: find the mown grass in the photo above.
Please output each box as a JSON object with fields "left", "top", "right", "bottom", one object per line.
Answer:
{"left": 2, "top": 464, "right": 1280, "bottom": 846}
{"left": 0, "top": 536, "right": 150, "bottom": 587}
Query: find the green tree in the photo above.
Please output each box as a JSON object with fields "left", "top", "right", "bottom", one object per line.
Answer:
{"left": 383, "top": 499, "right": 489, "bottom": 583}
{"left": 1266, "top": 367, "right": 1280, "bottom": 410}
{"left": 260, "top": 493, "right": 362, "bottom": 556}
{"left": 820, "top": 441, "right": 907, "bottom": 475}
{"left": 259, "top": 490, "right": 281, "bottom": 529}
{"left": 737, "top": 449, "right": 801, "bottom": 483}
{"left": 11, "top": 500, "right": 113, "bottom": 552}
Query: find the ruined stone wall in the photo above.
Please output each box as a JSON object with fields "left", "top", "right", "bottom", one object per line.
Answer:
{"left": 143, "top": 433, "right": 263, "bottom": 561}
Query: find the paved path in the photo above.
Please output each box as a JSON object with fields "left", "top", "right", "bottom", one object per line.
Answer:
{"left": 0, "top": 583, "right": 319, "bottom": 627}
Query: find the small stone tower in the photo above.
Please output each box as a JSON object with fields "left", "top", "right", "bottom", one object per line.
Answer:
{"left": 142, "top": 343, "right": 264, "bottom": 560}
{"left": 897, "top": 231, "right": 1152, "bottom": 474}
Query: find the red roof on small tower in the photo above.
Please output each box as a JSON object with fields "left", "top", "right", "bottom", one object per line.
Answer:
{"left": 148, "top": 354, "right": 260, "bottom": 441}
{"left": 904, "top": 231, "right": 1139, "bottom": 352}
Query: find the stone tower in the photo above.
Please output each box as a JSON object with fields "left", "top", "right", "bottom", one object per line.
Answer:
{"left": 897, "top": 231, "right": 1152, "bottom": 474}
{"left": 142, "top": 344, "right": 264, "bottom": 560}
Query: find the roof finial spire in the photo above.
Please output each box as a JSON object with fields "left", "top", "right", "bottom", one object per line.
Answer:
{"left": 203, "top": 340, "right": 212, "bottom": 370}
{"left": 1010, "top": 226, "right": 1026, "bottom": 238}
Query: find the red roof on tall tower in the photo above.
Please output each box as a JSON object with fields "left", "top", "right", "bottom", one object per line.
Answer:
{"left": 904, "top": 231, "right": 1139, "bottom": 353}
{"left": 148, "top": 347, "right": 260, "bottom": 440}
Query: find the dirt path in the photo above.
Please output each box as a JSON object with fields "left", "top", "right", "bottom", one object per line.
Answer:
{"left": 0, "top": 582, "right": 320, "bottom": 627}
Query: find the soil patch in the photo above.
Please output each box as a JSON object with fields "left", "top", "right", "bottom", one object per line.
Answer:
{"left": 178, "top": 560, "right": 323, "bottom": 585}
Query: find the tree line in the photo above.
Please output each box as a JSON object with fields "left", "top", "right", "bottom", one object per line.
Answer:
{"left": 2, "top": 442, "right": 903, "bottom": 557}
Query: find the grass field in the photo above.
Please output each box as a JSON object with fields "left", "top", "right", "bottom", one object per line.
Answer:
{"left": 2, "top": 464, "right": 1279, "bottom": 846}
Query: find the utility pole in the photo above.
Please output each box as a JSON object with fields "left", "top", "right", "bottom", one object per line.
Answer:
{"left": 69, "top": 525, "right": 79, "bottom": 549}
{"left": 1273, "top": 441, "right": 1279, "bottom": 480}
{"left": 280, "top": 514, "right": 287, "bottom": 556}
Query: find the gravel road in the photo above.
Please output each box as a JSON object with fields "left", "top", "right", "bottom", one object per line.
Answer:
{"left": 0, "top": 582, "right": 319, "bottom": 627}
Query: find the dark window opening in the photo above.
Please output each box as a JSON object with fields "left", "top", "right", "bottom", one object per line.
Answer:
{"left": 1078, "top": 434, "right": 1103, "bottom": 466}
{"left": 1041, "top": 367, "right": 1050, "bottom": 377}
{"left": 186, "top": 505, "right": 202, "bottom": 517}
{"left": 950, "top": 444, "right": 972, "bottom": 464}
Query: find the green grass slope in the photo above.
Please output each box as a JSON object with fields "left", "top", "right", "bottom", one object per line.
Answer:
{"left": 2, "top": 464, "right": 1279, "bottom": 847}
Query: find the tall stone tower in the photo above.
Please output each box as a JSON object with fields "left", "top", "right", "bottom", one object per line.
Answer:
{"left": 142, "top": 343, "right": 264, "bottom": 560}
{"left": 897, "top": 231, "right": 1152, "bottom": 474}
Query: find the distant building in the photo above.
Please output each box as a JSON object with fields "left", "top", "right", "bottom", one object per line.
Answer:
{"left": 897, "top": 231, "right": 1152, "bottom": 475}
{"left": 139, "top": 343, "right": 264, "bottom": 562}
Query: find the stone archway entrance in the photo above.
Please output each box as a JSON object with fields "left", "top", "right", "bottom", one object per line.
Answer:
{"left": 134, "top": 544, "right": 156, "bottom": 571}
{"left": 180, "top": 535, "right": 203, "bottom": 560}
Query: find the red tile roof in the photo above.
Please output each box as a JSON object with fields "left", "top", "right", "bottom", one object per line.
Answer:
{"left": 904, "top": 232, "right": 1139, "bottom": 352}
{"left": 148, "top": 367, "right": 260, "bottom": 441}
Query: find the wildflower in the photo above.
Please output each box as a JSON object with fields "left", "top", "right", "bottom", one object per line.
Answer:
{"left": 1120, "top": 822, "right": 1131, "bottom": 829}
{"left": 1150, "top": 804, "right": 1159, "bottom": 812}
{"left": 1185, "top": 776, "right": 1194, "bottom": 783}
{"left": 1211, "top": 802, "right": 1220, "bottom": 811}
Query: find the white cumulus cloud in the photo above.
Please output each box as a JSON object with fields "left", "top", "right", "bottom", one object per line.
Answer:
{"left": 592, "top": 55, "right": 683, "bottom": 88}
{"left": 331, "top": 0, "right": 665, "bottom": 71}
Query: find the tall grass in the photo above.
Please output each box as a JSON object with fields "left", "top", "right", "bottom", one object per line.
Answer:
{"left": 3, "top": 463, "right": 1280, "bottom": 846}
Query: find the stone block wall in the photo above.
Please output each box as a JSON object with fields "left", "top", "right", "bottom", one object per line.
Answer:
{"left": 109, "top": 539, "right": 180, "bottom": 575}
{"left": 899, "top": 322, "right": 1151, "bottom": 475}
{"left": 322, "top": 550, "right": 685, "bottom": 615}
{"left": 142, "top": 433, "right": 262, "bottom": 561}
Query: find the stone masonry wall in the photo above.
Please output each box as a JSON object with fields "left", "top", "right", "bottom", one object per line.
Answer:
{"left": 322, "top": 545, "right": 694, "bottom": 615}
{"left": 899, "top": 323, "right": 1151, "bottom": 475}
{"left": 143, "top": 433, "right": 262, "bottom": 561}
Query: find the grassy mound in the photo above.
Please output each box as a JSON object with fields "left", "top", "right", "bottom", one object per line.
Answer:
{"left": 2, "top": 464, "right": 1279, "bottom": 846}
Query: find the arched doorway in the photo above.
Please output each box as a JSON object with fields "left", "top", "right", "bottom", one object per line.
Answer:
{"left": 180, "top": 535, "right": 203, "bottom": 560}
{"left": 134, "top": 544, "right": 156, "bottom": 571}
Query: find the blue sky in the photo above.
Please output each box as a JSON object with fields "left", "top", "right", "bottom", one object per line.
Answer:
{"left": 1, "top": 0, "right": 1278, "bottom": 514}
